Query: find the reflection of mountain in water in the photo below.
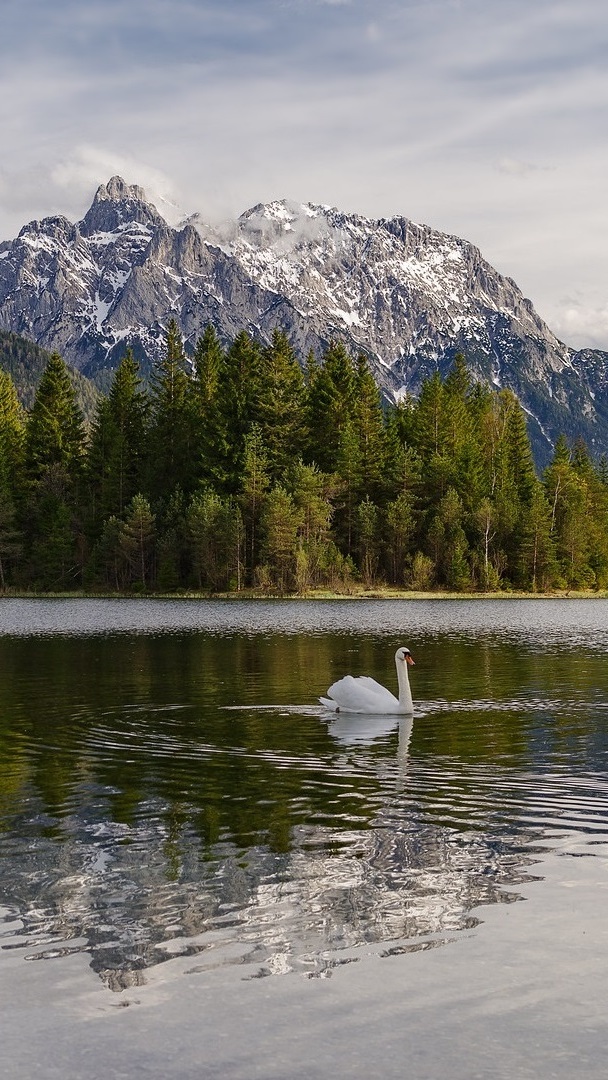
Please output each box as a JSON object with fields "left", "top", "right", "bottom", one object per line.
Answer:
{"left": 5, "top": 628, "right": 604, "bottom": 991}
{"left": 1, "top": 755, "right": 532, "bottom": 989}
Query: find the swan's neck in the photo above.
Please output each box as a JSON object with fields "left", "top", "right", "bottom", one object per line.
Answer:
{"left": 396, "top": 660, "right": 414, "bottom": 714}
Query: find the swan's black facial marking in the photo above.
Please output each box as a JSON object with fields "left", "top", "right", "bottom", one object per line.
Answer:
{"left": 399, "top": 647, "right": 415, "bottom": 665}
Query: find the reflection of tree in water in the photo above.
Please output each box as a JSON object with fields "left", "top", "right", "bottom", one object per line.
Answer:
{"left": 1, "top": 775, "right": 535, "bottom": 990}
{"left": 0, "top": 630, "right": 565, "bottom": 990}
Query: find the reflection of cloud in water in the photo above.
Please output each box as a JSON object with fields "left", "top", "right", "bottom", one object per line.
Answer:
{"left": 0, "top": 744, "right": 536, "bottom": 990}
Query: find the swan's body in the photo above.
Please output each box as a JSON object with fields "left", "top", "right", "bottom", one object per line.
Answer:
{"left": 320, "top": 647, "right": 415, "bottom": 715}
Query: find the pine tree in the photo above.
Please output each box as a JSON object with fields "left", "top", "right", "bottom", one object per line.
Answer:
{"left": 212, "top": 331, "right": 263, "bottom": 493}
{"left": 544, "top": 437, "right": 594, "bottom": 587}
{"left": 147, "top": 320, "right": 194, "bottom": 501}
{"left": 356, "top": 496, "right": 380, "bottom": 586}
{"left": 426, "top": 487, "right": 471, "bottom": 590}
{"left": 352, "top": 353, "right": 386, "bottom": 502}
{"left": 0, "top": 484, "right": 22, "bottom": 589}
{"left": 0, "top": 371, "right": 25, "bottom": 586}
{"left": 24, "top": 353, "right": 85, "bottom": 587}
{"left": 187, "top": 489, "right": 242, "bottom": 591}
{"left": 119, "top": 494, "right": 156, "bottom": 590}
{"left": 384, "top": 492, "right": 414, "bottom": 584}
{"left": 259, "top": 485, "right": 302, "bottom": 593}
{"left": 239, "top": 425, "right": 270, "bottom": 583}
{"left": 191, "top": 324, "right": 225, "bottom": 488}
{"left": 518, "top": 483, "right": 557, "bottom": 591}
{"left": 25, "top": 353, "right": 85, "bottom": 482}
{"left": 253, "top": 330, "right": 305, "bottom": 480}
{"left": 287, "top": 460, "right": 334, "bottom": 590}
{"left": 305, "top": 341, "right": 356, "bottom": 473}
{"left": 0, "top": 369, "right": 25, "bottom": 488}
{"left": 87, "top": 349, "right": 148, "bottom": 528}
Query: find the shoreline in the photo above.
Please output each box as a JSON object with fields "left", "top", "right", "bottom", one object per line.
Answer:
{"left": 2, "top": 588, "right": 607, "bottom": 601}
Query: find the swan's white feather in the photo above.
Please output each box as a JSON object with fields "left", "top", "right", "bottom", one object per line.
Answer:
{"left": 319, "top": 647, "right": 415, "bottom": 715}
{"left": 322, "top": 674, "right": 401, "bottom": 714}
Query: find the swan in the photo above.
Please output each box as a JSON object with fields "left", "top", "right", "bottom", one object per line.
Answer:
{"left": 319, "top": 647, "right": 415, "bottom": 714}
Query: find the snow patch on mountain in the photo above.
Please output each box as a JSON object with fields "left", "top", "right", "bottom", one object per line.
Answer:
{"left": 0, "top": 176, "right": 607, "bottom": 465}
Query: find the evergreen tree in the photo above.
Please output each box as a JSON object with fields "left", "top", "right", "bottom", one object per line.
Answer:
{"left": 119, "top": 494, "right": 156, "bottom": 590}
{"left": 0, "top": 483, "right": 22, "bottom": 589}
{"left": 212, "top": 331, "right": 263, "bottom": 492}
{"left": 24, "top": 353, "right": 85, "bottom": 587}
{"left": 356, "top": 497, "right": 380, "bottom": 586}
{"left": 259, "top": 485, "right": 302, "bottom": 593}
{"left": 352, "top": 353, "right": 386, "bottom": 503}
{"left": 147, "top": 320, "right": 194, "bottom": 501}
{"left": 305, "top": 341, "right": 356, "bottom": 473}
{"left": 191, "top": 324, "right": 225, "bottom": 487}
{"left": 187, "top": 489, "right": 242, "bottom": 591}
{"left": 0, "top": 371, "right": 25, "bottom": 586}
{"left": 426, "top": 487, "right": 471, "bottom": 590}
{"left": 544, "top": 436, "right": 595, "bottom": 587}
{"left": 287, "top": 460, "right": 334, "bottom": 590}
{"left": 87, "top": 349, "right": 148, "bottom": 528}
{"left": 0, "top": 369, "right": 25, "bottom": 487}
{"left": 517, "top": 483, "right": 557, "bottom": 591}
{"left": 239, "top": 425, "right": 270, "bottom": 583}
{"left": 25, "top": 352, "right": 85, "bottom": 482}
{"left": 384, "top": 492, "right": 414, "bottom": 584}
{"left": 253, "top": 330, "right": 305, "bottom": 480}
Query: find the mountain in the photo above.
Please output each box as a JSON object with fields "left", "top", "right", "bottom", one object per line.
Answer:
{"left": 1, "top": 175, "right": 607, "bottom": 465}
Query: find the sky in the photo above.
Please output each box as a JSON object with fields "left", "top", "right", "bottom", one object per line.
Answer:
{"left": 1, "top": 0, "right": 607, "bottom": 349}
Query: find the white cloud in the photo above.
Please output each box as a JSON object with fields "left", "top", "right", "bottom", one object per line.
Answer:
{"left": 0, "top": 0, "right": 607, "bottom": 347}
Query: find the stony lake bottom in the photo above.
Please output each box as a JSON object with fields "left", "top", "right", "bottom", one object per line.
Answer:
{"left": 1, "top": 597, "right": 608, "bottom": 1079}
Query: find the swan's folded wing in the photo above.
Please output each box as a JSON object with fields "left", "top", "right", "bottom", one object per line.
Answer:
{"left": 323, "top": 674, "right": 400, "bottom": 713}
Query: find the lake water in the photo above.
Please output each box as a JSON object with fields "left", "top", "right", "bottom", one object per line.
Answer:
{"left": 1, "top": 597, "right": 608, "bottom": 1079}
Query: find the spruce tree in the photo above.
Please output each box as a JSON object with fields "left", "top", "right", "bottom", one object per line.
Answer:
{"left": 191, "top": 324, "right": 225, "bottom": 488}
{"left": 119, "top": 494, "right": 156, "bottom": 590}
{"left": 212, "top": 331, "right": 263, "bottom": 492}
{"left": 147, "top": 319, "right": 194, "bottom": 501}
{"left": 0, "top": 371, "right": 25, "bottom": 586}
{"left": 87, "top": 349, "right": 148, "bottom": 528}
{"left": 352, "top": 353, "right": 386, "bottom": 503}
{"left": 305, "top": 341, "right": 356, "bottom": 473}
{"left": 24, "top": 353, "right": 85, "bottom": 587}
{"left": 253, "top": 330, "right": 305, "bottom": 480}
{"left": 25, "top": 353, "right": 85, "bottom": 482}
{"left": 259, "top": 485, "right": 302, "bottom": 593}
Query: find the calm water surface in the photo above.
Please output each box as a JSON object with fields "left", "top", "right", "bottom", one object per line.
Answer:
{"left": 1, "top": 598, "right": 608, "bottom": 1078}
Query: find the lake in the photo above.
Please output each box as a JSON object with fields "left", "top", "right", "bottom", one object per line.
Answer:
{"left": 1, "top": 597, "right": 608, "bottom": 1079}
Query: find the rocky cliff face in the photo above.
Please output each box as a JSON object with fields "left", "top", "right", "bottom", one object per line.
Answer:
{"left": 1, "top": 176, "right": 606, "bottom": 462}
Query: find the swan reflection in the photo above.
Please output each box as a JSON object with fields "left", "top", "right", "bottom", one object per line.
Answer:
{"left": 327, "top": 713, "right": 413, "bottom": 756}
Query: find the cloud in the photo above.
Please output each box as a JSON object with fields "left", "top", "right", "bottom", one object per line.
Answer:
{"left": 0, "top": 0, "right": 607, "bottom": 347}
{"left": 548, "top": 296, "right": 608, "bottom": 352}
{"left": 496, "top": 158, "right": 555, "bottom": 177}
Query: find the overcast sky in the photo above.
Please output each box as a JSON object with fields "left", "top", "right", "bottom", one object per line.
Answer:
{"left": 1, "top": 0, "right": 606, "bottom": 348}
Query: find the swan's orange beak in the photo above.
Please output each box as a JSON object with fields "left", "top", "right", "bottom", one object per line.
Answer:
{"left": 405, "top": 654, "right": 415, "bottom": 666}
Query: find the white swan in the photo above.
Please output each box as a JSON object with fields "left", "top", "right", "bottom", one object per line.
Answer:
{"left": 319, "top": 647, "right": 415, "bottom": 714}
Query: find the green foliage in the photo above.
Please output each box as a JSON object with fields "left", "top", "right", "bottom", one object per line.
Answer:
{"left": 87, "top": 349, "right": 148, "bottom": 529}
{"left": 4, "top": 330, "right": 608, "bottom": 594}
{"left": 0, "top": 330, "right": 99, "bottom": 418}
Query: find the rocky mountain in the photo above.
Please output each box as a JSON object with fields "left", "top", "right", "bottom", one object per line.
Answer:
{"left": 1, "top": 175, "right": 607, "bottom": 464}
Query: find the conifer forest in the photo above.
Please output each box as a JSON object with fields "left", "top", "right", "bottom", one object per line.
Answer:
{"left": 1, "top": 320, "right": 608, "bottom": 594}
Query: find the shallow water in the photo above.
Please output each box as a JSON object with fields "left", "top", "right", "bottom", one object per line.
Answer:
{"left": 1, "top": 598, "right": 608, "bottom": 1077}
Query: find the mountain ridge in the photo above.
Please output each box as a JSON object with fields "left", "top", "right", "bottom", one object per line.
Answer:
{"left": 1, "top": 176, "right": 607, "bottom": 465}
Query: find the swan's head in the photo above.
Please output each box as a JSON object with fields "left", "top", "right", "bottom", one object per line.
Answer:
{"left": 396, "top": 647, "right": 415, "bottom": 666}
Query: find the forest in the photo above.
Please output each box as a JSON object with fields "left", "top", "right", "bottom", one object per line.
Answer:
{"left": 1, "top": 319, "right": 607, "bottom": 594}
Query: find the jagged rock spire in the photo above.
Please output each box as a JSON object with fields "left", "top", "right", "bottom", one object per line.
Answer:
{"left": 80, "top": 176, "right": 166, "bottom": 236}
